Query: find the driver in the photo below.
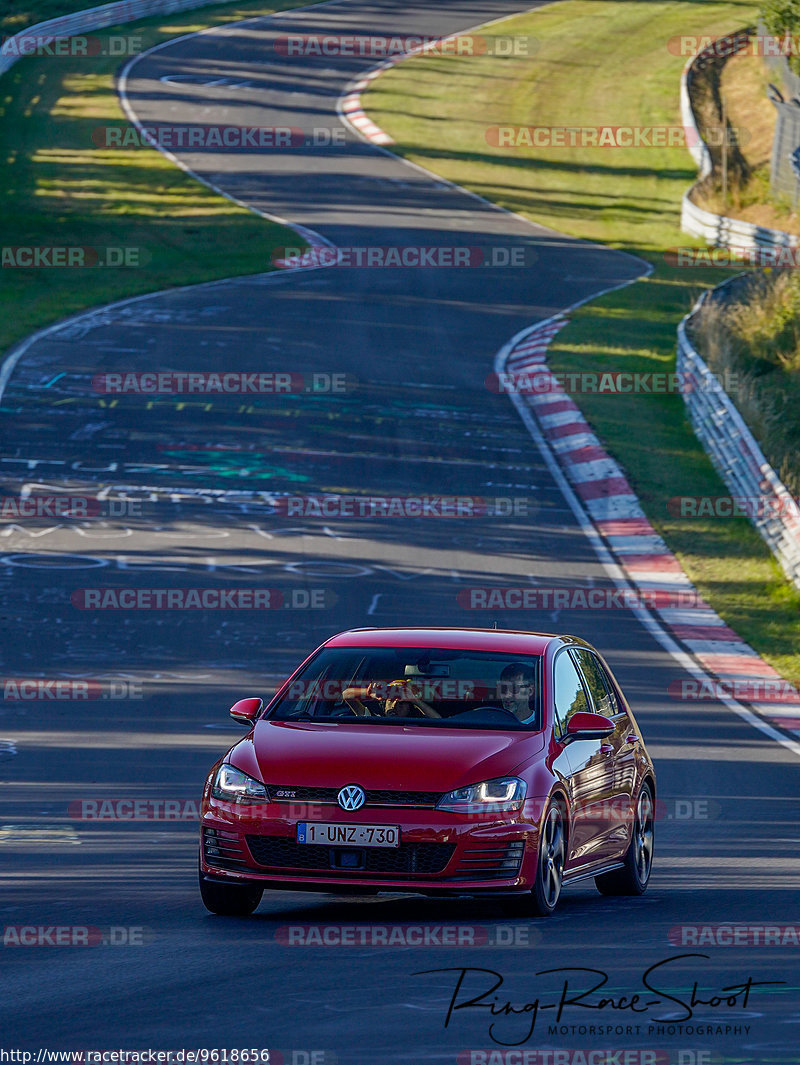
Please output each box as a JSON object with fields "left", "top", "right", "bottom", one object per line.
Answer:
{"left": 497, "top": 663, "right": 538, "bottom": 724}
{"left": 384, "top": 680, "right": 440, "bottom": 718}
{"left": 340, "top": 682, "right": 381, "bottom": 716}
{"left": 340, "top": 679, "right": 441, "bottom": 718}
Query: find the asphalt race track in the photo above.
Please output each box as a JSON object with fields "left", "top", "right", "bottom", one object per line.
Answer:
{"left": 1, "top": 0, "right": 799, "bottom": 1061}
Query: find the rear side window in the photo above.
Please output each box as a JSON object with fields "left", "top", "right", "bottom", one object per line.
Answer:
{"left": 553, "top": 651, "right": 589, "bottom": 736}
{"left": 571, "top": 649, "right": 620, "bottom": 717}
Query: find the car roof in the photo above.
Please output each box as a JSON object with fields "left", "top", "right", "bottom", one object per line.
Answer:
{"left": 324, "top": 627, "right": 580, "bottom": 655}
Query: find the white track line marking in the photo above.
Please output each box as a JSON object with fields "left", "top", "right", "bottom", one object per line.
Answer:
{"left": 5, "top": 0, "right": 797, "bottom": 760}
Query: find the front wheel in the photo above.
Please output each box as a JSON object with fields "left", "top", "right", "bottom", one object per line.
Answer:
{"left": 505, "top": 799, "right": 565, "bottom": 917}
{"left": 595, "top": 781, "right": 654, "bottom": 896}
{"left": 531, "top": 800, "right": 566, "bottom": 915}
{"left": 199, "top": 867, "right": 263, "bottom": 916}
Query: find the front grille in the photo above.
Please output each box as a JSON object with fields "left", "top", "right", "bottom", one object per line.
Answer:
{"left": 203, "top": 827, "right": 250, "bottom": 870}
{"left": 246, "top": 835, "right": 455, "bottom": 876}
{"left": 267, "top": 785, "right": 442, "bottom": 808}
{"left": 449, "top": 841, "right": 526, "bottom": 880}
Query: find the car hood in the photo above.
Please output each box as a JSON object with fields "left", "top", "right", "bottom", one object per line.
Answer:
{"left": 229, "top": 719, "right": 546, "bottom": 793}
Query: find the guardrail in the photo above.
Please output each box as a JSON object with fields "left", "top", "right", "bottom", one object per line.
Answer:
{"left": 680, "top": 33, "right": 799, "bottom": 252}
{"left": 681, "top": 188, "right": 799, "bottom": 250}
{"left": 0, "top": 0, "right": 219, "bottom": 77}
{"left": 677, "top": 286, "right": 800, "bottom": 591}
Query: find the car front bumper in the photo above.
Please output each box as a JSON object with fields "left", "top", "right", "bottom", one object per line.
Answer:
{"left": 199, "top": 798, "right": 542, "bottom": 894}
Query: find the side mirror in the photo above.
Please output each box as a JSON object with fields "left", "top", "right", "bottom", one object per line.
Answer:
{"left": 229, "top": 697, "right": 263, "bottom": 726}
{"left": 566, "top": 711, "right": 615, "bottom": 738}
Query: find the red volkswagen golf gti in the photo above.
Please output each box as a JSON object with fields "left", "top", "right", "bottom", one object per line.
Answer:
{"left": 199, "top": 627, "right": 655, "bottom": 916}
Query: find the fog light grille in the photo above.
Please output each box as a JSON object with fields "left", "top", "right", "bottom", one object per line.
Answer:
{"left": 452, "top": 840, "right": 525, "bottom": 880}
{"left": 203, "top": 826, "right": 249, "bottom": 869}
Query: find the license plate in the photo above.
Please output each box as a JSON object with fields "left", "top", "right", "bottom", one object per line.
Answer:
{"left": 296, "top": 822, "right": 400, "bottom": 847}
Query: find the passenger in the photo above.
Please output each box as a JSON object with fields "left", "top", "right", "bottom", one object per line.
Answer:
{"left": 497, "top": 663, "right": 539, "bottom": 725}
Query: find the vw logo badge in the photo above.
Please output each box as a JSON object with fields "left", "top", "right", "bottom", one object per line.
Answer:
{"left": 337, "top": 784, "right": 366, "bottom": 811}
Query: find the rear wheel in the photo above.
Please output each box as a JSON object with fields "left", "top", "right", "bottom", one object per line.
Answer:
{"left": 199, "top": 867, "right": 263, "bottom": 916}
{"left": 595, "top": 781, "right": 654, "bottom": 896}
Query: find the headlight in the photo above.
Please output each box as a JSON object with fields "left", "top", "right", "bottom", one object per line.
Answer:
{"left": 437, "top": 776, "right": 526, "bottom": 814}
{"left": 211, "top": 764, "right": 268, "bottom": 804}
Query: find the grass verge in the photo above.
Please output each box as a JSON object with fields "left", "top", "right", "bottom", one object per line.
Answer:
{"left": 0, "top": 0, "right": 310, "bottom": 357}
{"left": 1, "top": 0, "right": 138, "bottom": 38}
{"left": 690, "top": 44, "right": 800, "bottom": 231}
{"left": 365, "top": 0, "right": 800, "bottom": 687}
{"left": 692, "top": 270, "right": 800, "bottom": 493}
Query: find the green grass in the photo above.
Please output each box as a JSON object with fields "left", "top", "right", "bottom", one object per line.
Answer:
{"left": 1, "top": 0, "right": 132, "bottom": 36}
{"left": 365, "top": 0, "right": 800, "bottom": 688}
{"left": 692, "top": 271, "right": 800, "bottom": 494}
{"left": 0, "top": 0, "right": 310, "bottom": 356}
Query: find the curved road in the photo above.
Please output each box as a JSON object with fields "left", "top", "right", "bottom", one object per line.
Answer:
{"left": 1, "top": 0, "right": 799, "bottom": 1060}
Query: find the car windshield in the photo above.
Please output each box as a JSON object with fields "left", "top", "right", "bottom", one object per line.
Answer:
{"left": 268, "top": 646, "right": 543, "bottom": 730}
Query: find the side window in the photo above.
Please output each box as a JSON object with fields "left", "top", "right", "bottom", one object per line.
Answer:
{"left": 553, "top": 651, "right": 589, "bottom": 736}
{"left": 571, "top": 649, "right": 620, "bottom": 717}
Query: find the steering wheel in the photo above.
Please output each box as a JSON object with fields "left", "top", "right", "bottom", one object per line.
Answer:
{"left": 330, "top": 704, "right": 359, "bottom": 717}
{"left": 469, "top": 705, "right": 523, "bottom": 720}
{"left": 385, "top": 703, "right": 428, "bottom": 718}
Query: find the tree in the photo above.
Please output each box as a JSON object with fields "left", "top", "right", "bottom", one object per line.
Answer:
{"left": 761, "top": 0, "right": 800, "bottom": 72}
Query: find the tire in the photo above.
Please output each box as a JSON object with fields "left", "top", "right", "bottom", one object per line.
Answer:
{"left": 595, "top": 781, "right": 654, "bottom": 897}
{"left": 199, "top": 867, "right": 263, "bottom": 916}
{"left": 531, "top": 799, "right": 566, "bottom": 915}
{"left": 504, "top": 798, "right": 566, "bottom": 917}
